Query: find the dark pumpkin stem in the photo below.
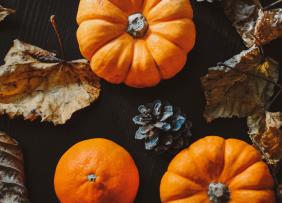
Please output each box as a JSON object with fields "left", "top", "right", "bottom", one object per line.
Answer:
{"left": 208, "top": 182, "right": 230, "bottom": 203}
{"left": 263, "top": 0, "right": 282, "bottom": 11}
{"left": 50, "top": 15, "right": 65, "bottom": 60}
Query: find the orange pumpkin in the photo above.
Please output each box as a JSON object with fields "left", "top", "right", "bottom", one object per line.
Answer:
{"left": 54, "top": 138, "right": 139, "bottom": 203}
{"left": 160, "top": 136, "right": 275, "bottom": 203}
{"left": 76, "top": 0, "right": 196, "bottom": 88}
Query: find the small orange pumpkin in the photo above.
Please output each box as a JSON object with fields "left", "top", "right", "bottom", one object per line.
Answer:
{"left": 160, "top": 136, "right": 275, "bottom": 203}
{"left": 76, "top": 0, "right": 196, "bottom": 88}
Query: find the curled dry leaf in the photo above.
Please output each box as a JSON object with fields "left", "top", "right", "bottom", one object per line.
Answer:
{"left": 247, "top": 111, "right": 282, "bottom": 165}
{"left": 222, "top": 0, "right": 282, "bottom": 47}
{"left": 0, "top": 131, "right": 29, "bottom": 203}
{"left": 255, "top": 9, "right": 282, "bottom": 46}
{"left": 0, "top": 5, "right": 15, "bottom": 22}
{"left": 0, "top": 40, "right": 100, "bottom": 125}
{"left": 201, "top": 45, "right": 279, "bottom": 122}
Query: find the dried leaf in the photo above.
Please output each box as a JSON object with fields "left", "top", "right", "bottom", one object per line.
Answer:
{"left": 222, "top": 0, "right": 282, "bottom": 47}
{"left": 254, "top": 9, "right": 282, "bottom": 45}
{"left": 247, "top": 111, "right": 282, "bottom": 165}
{"left": 0, "top": 39, "right": 101, "bottom": 125}
{"left": 0, "top": 5, "right": 15, "bottom": 22}
{"left": 0, "top": 131, "right": 29, "bottom": 203}
{"left": 201, "top": 45, "right": 279, "bottom": 122}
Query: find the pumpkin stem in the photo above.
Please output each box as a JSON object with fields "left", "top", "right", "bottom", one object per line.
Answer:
{"left": 127, "top": 13, "right": 148, "bottom": 38}
{"left": 208, "top": 182, "right": 230, "bottom": 203}
{"left": 50, "top": 15, "right": 65, "bottom": 60}
{"left": 87, "top": 174, "right": 97, "bottom": 182}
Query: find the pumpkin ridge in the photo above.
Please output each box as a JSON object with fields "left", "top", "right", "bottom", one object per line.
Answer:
{"left": 77, "top": 0, "right": 128, "bottom": 25}
{"left": 123, "top": 39, "right": 136, "bottom": 82}
{"left": 169, "top": 149, "right": 211, "bottom": 186}
{"left": 224, "top": 160, "right": 261, "bottom": 185}
{"left": 147, "top": 17, "right": 191, "bottom": 26}
{"left": 142, "top": 0, "right": 161, "bottom": 16}
{"left": 124, "top": 39, "right": 161, "bottom": 87}
{"left": 77, "top": 13, "right": 127, "bottom": 26}
{"left": 106, "top": 0, "right": 134, "bottom": 15}
{"left": 220, "top": 145, "right": 261, "bottom": 185}
{"left": 165, "top": 191, "right": 205, "bottom": 202}
{"left": 227, "top": 161, "right": 274, "bottom": 191}
{"left": 87, "top": 32, "right": 125, "bottom": 61}
{"left": 227, "top": 189, "right": 276, "bottom": 203}
{"left": 165, "top": 192, "right": 207, "bottom": 203}
{"left": 139, "top": 0, "right": 146, "bottom": 11}
{"left": 150, "top": 31, "right": 187, "bottom": 54}
{"left": 149, "top": 18, "right": 196, "bottom": 53}
{"left": 167, "top": 170, "right": 206, "bottom": 191}
{"left": 213, "top": 137, "right": 226, "bottom": 181}
{"left": 144, "top": 38, "right": 164, "bottom": 79}
{"left": 129, "top": 0, "right": 143, "bottom": 12}
{"left": 145, "top": 0, "right": 193, "bottom": 24}
{"left": 77, "top": 19, "right": 126, "bottom": 60}
{"left": 90, "top": 33, "right": 134, "bottom": 83}
{"left": 148, "top": 17, "right": 192, "bottom": 26}
{"left": 186, "top": 136, "right": 226, "bottom": 183}
{"left": 230, "top": 189, "right": 274, "bottom": 193}
{"left": 145, "top": 33, "right": 187, "bottom": 79}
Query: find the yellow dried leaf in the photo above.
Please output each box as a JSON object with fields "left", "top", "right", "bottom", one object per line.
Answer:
{"left": 201, "top": 46, "right": 279, "bottom": 122}
{"left": 223, "top": 0, "right": 282, "bottom": 47}
{"left": 0, "top": 5, "right": 15, "bottom": 22}
{"left": 0, "top": 39, "right": 101, "bottom": 125}
{"left": 0, "top": 131, "right": 29, "bottom": 202}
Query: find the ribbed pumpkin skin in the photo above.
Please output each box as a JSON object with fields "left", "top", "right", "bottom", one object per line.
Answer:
{"left": 160, "top": 136, "right": 275, "bottom": 203}
{"left": 76, "top": 0, "right": 196, "bottom": 88}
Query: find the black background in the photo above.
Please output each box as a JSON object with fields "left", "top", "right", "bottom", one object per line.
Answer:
{"left": 0, "top": 0, "right": 281, "bottom": 202}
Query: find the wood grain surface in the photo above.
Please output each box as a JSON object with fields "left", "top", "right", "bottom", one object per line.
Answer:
{"left": 0, "top": 0, "right": 281, "bottom": 202}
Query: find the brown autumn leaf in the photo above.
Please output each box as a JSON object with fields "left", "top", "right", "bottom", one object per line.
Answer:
{"left": 247, "top": 111, "right": 282, "bottom": 165}
{"left": 0, "top": 131, "right": 30, "bottom": 203}
{"left": 222, "top": 0, "right": 282, "bottom": 47}
{"left": 0, "top": 39, "right": 101, "bottom": 125}
{"left": 201, "top": 45, "right": 279, "bottom": 122}
{"left": 254, "top": 9, "right": 282, "bottom": 46}
{"left": 0, "top": 5, "right": 15, "bottom": 22}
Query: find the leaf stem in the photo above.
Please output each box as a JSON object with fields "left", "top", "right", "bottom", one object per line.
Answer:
{"left": 217, "top": 62, "right": 282, "bottom": 89}
{"left": 49, "top": 15, "right": 65, "bottom": 60}
{"left": 218, "top": 62, "right": 282, "bottom": 110}
{"left": 263, "top": 0, "right": 282, "bottom": 11}
{"left": 268, "top": 88, "right": 282, "bottom": 108}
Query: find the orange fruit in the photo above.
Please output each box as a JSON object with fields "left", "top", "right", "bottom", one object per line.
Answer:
{"left": 54, "top": 138, "right": 139, "bottom": 203}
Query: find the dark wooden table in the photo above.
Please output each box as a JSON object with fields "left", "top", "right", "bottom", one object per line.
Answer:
{"left": 0, "top": 0, "right": 281, "bottom": 202}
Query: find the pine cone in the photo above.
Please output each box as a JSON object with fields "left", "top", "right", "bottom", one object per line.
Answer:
{"left": 132, "top": 100, "right": 192, "bottom": 153}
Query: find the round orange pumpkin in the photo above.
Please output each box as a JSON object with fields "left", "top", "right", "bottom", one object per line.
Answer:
{"left": 76, "top": 0, "right": 196, "bottom": 88}
{"left": 54, "top": 138, "right": 139, "bottom": 203}
{"left": 160, "top": 136, "right": 275, "bottom": 203}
